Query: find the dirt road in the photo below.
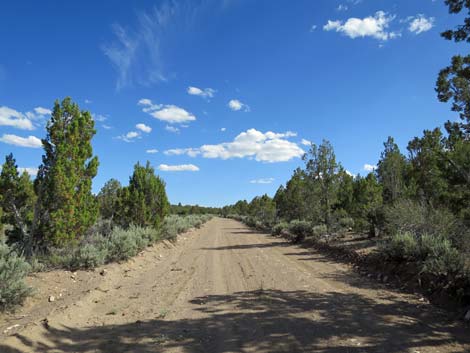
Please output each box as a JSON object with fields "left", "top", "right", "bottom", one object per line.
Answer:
{"left": 1, "top": 218, "right": 469, "bottom": 352}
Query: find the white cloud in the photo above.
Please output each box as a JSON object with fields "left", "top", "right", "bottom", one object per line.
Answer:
{"left": 138, "top": 99, "right": 196, "bottom": 124}
{"left": 33, "top": 107, "right": 52, "bottom": 116}
{"left": 18, "top": 167, "right": 38, "bottom": 176}
{"left": 146, "top": 149, "right": 158, "bottom": 154}
{"left": 136, "top": 123, "right": 152, "bottom": 133}
{"left": 0, "top": 106, "right": 35, "bottom": 130}
{"left": 228, "top": 99, "right": 250, "bottom": 112}
{"left": 363, "top": 164, "right": 377, "bottom": 172}
{"left": 310, "top": 25, "right": 318, "bottom": 32}
{"left": 187, "top": 86, "right": 215, "bottom": 99}
{"left": 93, "top": 114, "right": 107, "bottom": 122}
{"left": 221, "top": 127, "right": 226, "bottom": 132}
{"left": 345, "top": 170, "right": 354, "bottom": 177}
{"left": 0, "top": 134, "right": 42, "bottom": 148}
{"left": 158, "top": 164, "right": 200, "bottom": 172}
{"left": 117, "top": 131, "right": 141, "bottom": 142}
{"left": 84, "top": 99, "right": 92, "bottom": 104}
{"left": 323, "top": 11, "right": 397, "bottom": 40}
{"left": 301, "top": 138, "right": 311, "bottom": 146}
{"left": 250, "top": 178, "right": 275, "bottom": 184}
{"left": 164, "top": 128, "right": 304, "bottom": 163}
{"left": 102, "top": 124, "right": 112, "bottom": 130}
{"left": 165, "top": 125, "right": 180, "bottom": 133}
{"left": 337, "top": 4, "right": 348, "bottom": 11}
{"left": 408, "top": 15, "right": 434, "bottom": 34}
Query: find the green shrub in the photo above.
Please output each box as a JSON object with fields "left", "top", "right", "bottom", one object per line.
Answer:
{"left": 105, "top": 227, "right": 139, "bottom": 262}
{"left": 0, "top": 243, "right": 32, "bottom": 310}
{"left": 68, "top": 243, "right": 108, "bottom": 270}
{"left": 312, "top": 224, "right": 328, "bottom": 238}
{"left": 339, "top": 217, "right": 354, "bottom": 230}
{"left": 272, "top": 222, "right": 289, "bottom": 236}
{"left": 381, "top": 232, "right": 419, "bottom": 261}
{"left": 288, "top": 220, "right": 313, "bottom": 243}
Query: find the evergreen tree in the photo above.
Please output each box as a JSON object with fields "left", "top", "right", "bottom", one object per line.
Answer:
{"left": 303, "top": 140, "right": 339, "bottom": 228}
{"left": 120, "top": 161, "right": 169, "bottom": 229}
{"left": 0, "top": 154, "right": 36, "bottom": 252}
{"left": 97, "top": 179, "right": 122, "bottom": 220}
{"left": 35, "top": 98, "right": 99, "bottom": 246}
{"left": 376, "top": 136, "right": 407, "bottom": 205}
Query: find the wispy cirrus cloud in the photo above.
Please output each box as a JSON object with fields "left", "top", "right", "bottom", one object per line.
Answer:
{"left": 250, "top": 178, "right": 275, "bottom": 184}
{"left": 164, "top": 128, "right": 303, "bottom": 163}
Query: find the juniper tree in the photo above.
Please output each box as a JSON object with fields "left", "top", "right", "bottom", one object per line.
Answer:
{"left": 35, "top": 98, "right": 99, "bottom": 246}
{"left": 119, "top": 161, "right": 169, "bottom": 229}
{"left": 97, "top": 178, "right": 122, "bottom": 220}
{"left": 0, "top": 154, "right": 35, "bottom": 252}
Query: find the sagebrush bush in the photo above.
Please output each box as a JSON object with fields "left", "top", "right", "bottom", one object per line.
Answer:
{"left": 272, "top": 222, "right": 289, "bottom": 236}
{"left": 68, "top": 243, "right": 108, "bottom": 270}
{"left": 288, "top": 220, "right": 313, "bottom": 243}
{"left": 312, "top": 224, "right": 328, "bottom": 238}
{"left": 105, "top": 227, "right": 140, "bottom": 262}
{"left": 0, "top": 243, "right": 32, "bottom": 310}
{"left": 381, "top": 232, "right": 419, "bottom": 261}
{"left": 339, "top": 217, "right": 355, "bottom": 230}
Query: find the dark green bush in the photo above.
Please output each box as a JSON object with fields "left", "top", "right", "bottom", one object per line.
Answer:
{"left": 272, "top": 222, "right": 289, "bottom": 236}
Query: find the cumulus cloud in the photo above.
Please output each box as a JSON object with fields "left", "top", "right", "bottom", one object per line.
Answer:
{"left": 146, "top": 149, "right": 158, "bottom": 154}
{"left": 164, "top": 128, "right": 304, "bottom": 163}
{"left": 158, "top": 164, "right": 200, "bottom": 172}
{"left": 323, "top": 11, "right": 397, "bottom": 40}
{"left": 138, "top": 99, "right": 196, "bottom": 124}
{"left": 228, "top": 99, "right": 250, "bottom": 112}
{"left": 301, "top": 138, "right": 311, "bottom": 146}
{"left": 363, "top": 163, "right": 377, "bottom": 172}
{"left": 136, "top": 123, "right": 152, "bottom": 133}
{"left": 0, "top": 134, "right": 42, "bottom": 148}
{"left": 18, "top": 167, "right": 39, "bottom": 177}
{"left": 0, "top": 105, "right": 51, "bottom": 130}
{"left": 408, "top": 15, "right": 434, "bottom": 34}
{"left": 250, "top": 178, "right": 275, "bottom": 184}
{"left": 0, "top": 106, "right": 35, "bottom": 130}
{"left": 221, "top": 127, "right": 226, "bottom": 132}
{"left": 187, "top": 86, "right": 215, "bottom": 99}
{"left": 117, "top": 131, "right": 141, "bottom": 142}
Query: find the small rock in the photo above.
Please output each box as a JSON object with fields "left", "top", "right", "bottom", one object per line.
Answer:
{"left": 464, "top": 310, "right": 470, "bottom": 322}
{"left": 100, "top": 269, "right": 107, "bottom": 276}
{"left": 3, "top": 324, "right": 20, "bottom": 334}
{"left": 48, "top": 295, "right": 55, "bottom": 302}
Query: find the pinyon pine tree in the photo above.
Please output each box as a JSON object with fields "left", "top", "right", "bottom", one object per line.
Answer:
{"left": 35, "top": 98, "right": 99, "bottom": 246}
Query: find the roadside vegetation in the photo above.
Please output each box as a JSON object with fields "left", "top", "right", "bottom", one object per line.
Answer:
{"left": 0, "top": 98, "right": 212, "bottom": 311}
{"left": 224, "top": 2, "right": 470, "bottom": 309}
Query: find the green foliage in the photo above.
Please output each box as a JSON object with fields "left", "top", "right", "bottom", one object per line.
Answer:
{"left": 376, "top": 136, "right": 408, "bottom": 205}
{"left": 97, "top": 179, "right": 122, "bottom": 220}
{"left": 118, "top": 161, "right": 169, "bottom": 230}
{"left": 381, "top": 232, "right": 419, "bottom": 261}
{"left": 303, "top": 140, "right": 340, "bottom": 228}
{"left": 441, "top": 0, "right": 470, "bottom": 43}
{"left": 312, "top": 224, "right": 328, "bottom": 237}
{"left": 0, "top": 242, "right": 32, "bottom": 310}
{"left": 272, "top": 222, "right": 289, "bottom": 236}
{"left": 162, "top": 214, "right": 212, "bottom": 240}
{"left": 68, "top": 243, "right": 108, "bottom": 270}
{"left": 0, "top": 154, "right": 36, "bottom": 253}
{"left": 288, "top": 220, "right": 314, "bottom": 243}
{"left": 35, "top": 97, "right": 99, "bottom": 246}
{"left": 248, "top": 194, "right": 276, "bottom": 228}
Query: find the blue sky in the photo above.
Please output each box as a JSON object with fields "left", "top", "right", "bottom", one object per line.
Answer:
{"left": 0, "top": 0, "right": 467, "bottom": 206}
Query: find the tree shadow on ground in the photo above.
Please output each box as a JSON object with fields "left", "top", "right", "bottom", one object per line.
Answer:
{"left": 1, "top": 289, "right": 468, "bottom": 353}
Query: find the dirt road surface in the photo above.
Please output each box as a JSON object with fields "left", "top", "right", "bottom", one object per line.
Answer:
{"left": 1, "top": 218, "right": 469, "bottom": 353}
